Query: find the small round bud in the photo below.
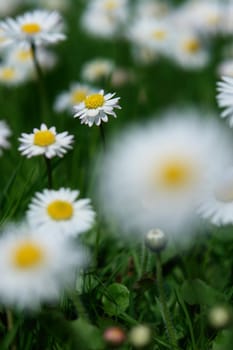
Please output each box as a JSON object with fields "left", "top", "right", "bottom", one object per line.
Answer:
{"left": 128, "top": 325, "right": 151, "bottom": 348}
{"left": 144, "top": 228, "right": 167, "bottom": 253}
{"left": 103, "top": 326, "right": 126, "bottom": 346}
{"left": 208, "top": 305, "right": 232, "bottom": 329}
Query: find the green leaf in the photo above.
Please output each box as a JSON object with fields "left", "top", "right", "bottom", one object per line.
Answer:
{"left": 71, "top": 318, "right": 104, "bottom": 350}
{"left": 181, "top": 279, "right": 225, "bottom": 306}
{"left": 102, "top": 283, "right": 130, "bottom": 316}
{"left": 212, "top": 330, "right": 233, "bottom": 350}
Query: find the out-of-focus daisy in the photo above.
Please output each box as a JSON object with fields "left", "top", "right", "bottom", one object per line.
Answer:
{"left": 217, "top": 76, "right": 233, "bottom": 127}
{"left": 73, "top": 89, "right": 121, "bottom": 127}
{"left": 133, "top": 0, "right": 170, "bottom": 20}
{"left": 198, "top": 168, "right": 233, "bottom": 226}
{"left": 217, "top": 60, "right": 233, "bottom": 78}
{"left": 98, "top": 111, "right": 232, "bottom": 239}
{"left": 0, "top": 0, "right": 20, "bottom": 18}
{"left": 54, "top": 82, "right": 93, "bottom": 113}
{"left": 0, "top": 120, "right": 11, "bottom": 155}
{"left": 0, "top": 63, "right": 29, "bottom": 86}
{"left": 18, "top": 123, "right": 74, "bottom": 158}
{"left": 27, "top": 188, "right": 95, "bottom": 237}
{"left": 0, "top": 10, "right": 66, "bottom": 47}
{"left": 0, "top": 221, "right": 87, "bottom": 309}
{"left": 172, "top": 31, "right": 209, "bottom": 69}
{"left": 81, "top": 58, "right": 114, "bottom": 83}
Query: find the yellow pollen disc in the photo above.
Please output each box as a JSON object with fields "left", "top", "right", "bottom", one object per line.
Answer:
{"left": 21, "top": 22, "right": 41, "bottom": 34}
{"left": 1, "top": 68, "right": 15, "bottom": 80}
{"left": 156, "top": 159, "right": 194, "bottom": 189}
{"left": 47, "top": 200, "right": 74, "bottom": 220}
{"left": 104, "top": 0, "right": 118, "bottom": 10}
{"left": 17, "top": 49, "right": 32, "bottom": 61}
{"left": 84, "top": 94, "right": 105, "bottom": 109}
{"left": 183, "top": 39, "right": 200, "bottom": 53}
{"left": 152, "top": 30, "right": 167, "bottom": 40}
{"left": 71, "top": 89, "right": 87, "bottom": 104}
{"left": 12, "top": 241, "right": 43, "bottom": 269}
{"left": 34, "top": 130, "right": 56, "bottom": 147}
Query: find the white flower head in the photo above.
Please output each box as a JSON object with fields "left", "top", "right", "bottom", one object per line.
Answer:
{"left": 27, "top": 188, "right": 96, "bottom": 237}
{"left": 81, "top": 58, "right": 114, "bottom": 83}
{"left": 0, "top": 221, "right": 88, "bottom": 310}
{"left": 0, "top": 120, "right": 11, "bottom": 155}
{"left": 98, "top": 110, "right": 232, "bottom": 241}
{"left": 217, "top": 76, "right": 233, "bottom": 127}
{"left": 0, "top": 63, "right": 29, "bottom": 86}
{"left": 0, "top": 10, "right": 66, "bottom": 47}
{"left": 73, "top": 89, "right": 121, "bottom": 127}
{"left": 18, "top": 123, "right": 74, "bottom": 158}
{"left": 198, "top": 168, "right": 233, "bottom": 226}
{"left": 54, "top": 82, "right": 94, "bottom": 113}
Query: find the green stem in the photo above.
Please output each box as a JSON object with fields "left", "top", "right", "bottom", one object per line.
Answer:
{"left": 44, "top": 156, "right": 53, "bottom": 189}
{"left": 99, "top": 124, "right": 106, "bottom": 150}
{"left": 156, "top": 253, "right": 178, "bottom": 349}
{"left": 6, "top": 309, "right": 17, "bottom": 350}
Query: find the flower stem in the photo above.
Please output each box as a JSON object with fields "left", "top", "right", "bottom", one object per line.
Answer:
{"left": 44, "top": 156, "right": 53, "bottom": 189}
{"left": 6, "top": 309, "right": 17, "bottom": 350}
{"left": 99, "top": 124, "right": 106, "bottom": 150}
{"left": 30, "top": 41, "right": 48, "bottom": 122}
{"left": 156, "top": 253, "right": 178, "bottom": 349}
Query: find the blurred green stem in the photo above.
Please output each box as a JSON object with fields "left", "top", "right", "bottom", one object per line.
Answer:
{"left": 156, "top": 253, "right": 178, "bottom": 349}
{"left": 6, "top": 309, "right": 16, "bottom": 350}
{"left": 44, "top": 156, "right": 53, "bottom": 189}
{"left": 99, "top": 124, "right": 106, "bottom": 150}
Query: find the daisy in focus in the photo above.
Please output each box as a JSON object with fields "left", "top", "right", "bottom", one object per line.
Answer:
{"left": 0, "top": 222, "right": 87, "bottom": 309}
{"left": 27, "top": 188, "right": 95, "bottom": 237}
{"left": 73, "top": 89, "right": 121, "bottom": 127}
{"left": 18, "top": 123, "right": 74, "bottom": 158}
{"left": 0, "top": 10, "right": 66, "bottom": 47}
{"left": 98, "top": 111, "right": 232, "bottom": 239}
{"left": 54, "top": 82, "right": 93, "bottom": 113}
{"left": 217, "top": 76, "right": 233, "bottom": 127}
{"left": 198, "top": 168, "right": 233, "bottom": 226}
{"left": 0, "top": 120, "right": 11, "bottom": 155}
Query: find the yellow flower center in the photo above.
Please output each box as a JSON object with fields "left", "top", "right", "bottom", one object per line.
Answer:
{"left": 155, "top": 158, "right": 194, "bottom": 190}
{"left": 183, "top": 39, "right": 200, "bottom": 53}
{"left": 21, "top": 23, "right": 41, "bottom": 34}
{"left": 151, "top": 30, "right": 167, "bottom": 40}
{"left": 12, "top": 241, "right": 44, "bottom": 269}
{"left": 104, "top": 0, "right": 118, "bottom": 10}
{"left": 84, "top": 93, "right": 105, "bottom": 109}
{"left": 1, "top": 68, "right": 16, "bottom": 80}
{"left": 34, "top": 130, "right": 56, "bottom": 147}
{"left": 47, "top": 200, "right": 74, "bottom": 220}
{"left": 17, "top": 49, "right": 32, "bottom": 62}
{"left": 71, "top": 89, "right": 87, "bottom": 104}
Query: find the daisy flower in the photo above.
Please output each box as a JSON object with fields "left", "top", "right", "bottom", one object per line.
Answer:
{"left": 0, "top": 120, "right": 11, "bottom": 155}
{"left": 54, "top": 82, "right": 93, "bottom": 113}
{"left": 73, "top": 89, "right": 121, "bottom": 127}
{"left": 98, "top": 110, "right": 232, "bottom": 240}
{"left": 216, "top": 76, "right": 233, "bottom": 127}
{"left": 0, "top": 63, "right": 29, "bottom": 86}
{"left": 18, "top": 123, "right": 74, "bottom": 158}
{"left": 198, "top": 168, "right": 233, "bottom": 226}
{"left": 0, "top": 10, "right": 66, "bottom": 47}
{"left": 27, "top": 188, "right": 95, "bottom": 237}
{"left": 0, "top": 221, "right": 87, "bottom": 309}
{"left": 81, "top": 58, "right": 114, "bottom": 83}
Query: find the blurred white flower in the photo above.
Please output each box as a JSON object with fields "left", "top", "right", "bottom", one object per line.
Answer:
{"left": 73, "top": 89, "right": 121, "bottom": 127}
{"left": 217, "top": 60, "right": 233, "bottom": 78}
{"left": 0, "top": 120, "right": 11, "bottom": 155}
{"left": 0, "top": 10, "right": 66, "bottom": 47}
{"left": 98, "top": 111, "right": 232, "bottom": 239}
{"left": 217, "top": 76, "right": 233, "bottom": 127}
{"left": 54, "top": 82, "right": 94, "bottom": 113}
{"left": 27, "top": 188, "right": 95, "bottom": 237}
{"left": 198, "top": 168, "right": 233, "bottom": 226}
{"left": 81, "top": 58, "right": 114, "bottom": 83}
{"left": 0, "top": 221, "right": 87, "bottom": 309}
{"left": 0, "top": 63, "right": 29, "bottom": 85}
{"left": 18, "top": 123, "right": 74, "bottom": 158}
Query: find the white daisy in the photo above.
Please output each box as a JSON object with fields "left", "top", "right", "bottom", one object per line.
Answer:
{"left": 0, "top": 221, "right": 87, "bottom": 309}
{"left": 217, "top": 76, "right": 233, "bottom": 127}
{"left": 0, "top": 10, "right": 66, "bottom": 47}
{"left": 198, "top": 168, "right": 233, "bottom": 226}
{"left": 81, "top": 58, "right": 114, "bottom": 83}
{"left": 73, "top": 89, "right": 121, "bottom": 127}
{"left": 54, "top": 82, "right": 93, "bottom": 113}
{"left": 0, "top": 63, "right": 29, "bottom": 86}
{"left": 18, "top": 123, "right": 74, "bottom": 158}
{"left": 0, "top": 120, "right": 11, "bottom": 155}
{"left": 98, "top": 110, "right": 232, "bottom": 240}
{"left": 27, "top": 188, "right": 96, "bottom": 237}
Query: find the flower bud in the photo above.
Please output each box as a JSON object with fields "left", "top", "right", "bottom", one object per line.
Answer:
{"left": 144, "top": 228, "right": 167, "bottom": 253}
{"left": 128, "top": 325, "right": 151, "bottom": 348}
{"left": 103, "top": 326, "right": 126, "bottom": 346}
{"left": 208, "top": 305, "right": 232, "bottom": 329}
